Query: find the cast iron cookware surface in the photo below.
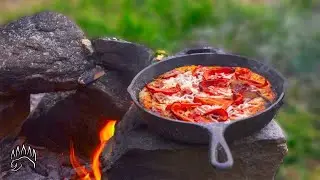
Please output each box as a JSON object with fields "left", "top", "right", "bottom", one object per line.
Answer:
{"left": 128, "top": 49, "right": 285, "bottom": 169}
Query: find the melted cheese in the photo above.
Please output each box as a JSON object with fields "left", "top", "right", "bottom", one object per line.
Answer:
{"left": 158, "top": 94, "right": 194, "bottom": 104}
{"left": 226, "top": 105, "right": 250, "bottom": 119}
{"left": 157, "top": 70, "right": 235, "bottom": 104}
{"left": 208, "top": 87, "right": 233, "bottom": 98}
{"left": 160, "top": 71, "right": 203, "bottom": 103}
{"left": 209, "top": 73, "right": 234, "bottom": 80}
{"left": 227, "top": 97, "right": 265, "bottom": 119}
{"left": 195, "top": 105, "right": 222, "bottom": 114}
{"left": 162, "top": 71, "right": 202, "bottom": 91}
{"left": 175, "top": 71, "right": 203, "bottom": 94}
{"left": 162, "top": 77, "right": 177, "bottom": 88}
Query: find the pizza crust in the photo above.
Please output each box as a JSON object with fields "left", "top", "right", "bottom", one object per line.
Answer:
{"left": 139, "top": 87, "right": 153, "bottom": 110}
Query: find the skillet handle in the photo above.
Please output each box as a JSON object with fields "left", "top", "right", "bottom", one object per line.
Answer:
{"left": 206, "top": 125, "right": 233, "bottom": 169}
{"left": 176, "top": 46, "right": 229, "bottom": 56}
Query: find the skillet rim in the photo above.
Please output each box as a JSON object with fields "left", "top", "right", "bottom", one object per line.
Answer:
{"left": 127, "top": 53, "right": 286, "bottom": 126}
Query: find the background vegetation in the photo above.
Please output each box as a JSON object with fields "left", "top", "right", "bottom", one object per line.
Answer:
{"left": 1, "top": 0, "right": 319, "bottom": 179}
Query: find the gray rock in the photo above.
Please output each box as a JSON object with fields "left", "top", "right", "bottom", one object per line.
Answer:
{"left": 20, "top": 87, "right": 126, "bottom": 157}
{"left": 102, "top": 106, "right": 288, "bottom": 180}
{"left": 30, "top": 93, "right": 46, "bottom": 112}
{"left": 0, "top": 95, "right": 30, "bottom": 139}
{"left": 20, "top": 91, "right": 82, "bottom": 154}
{"left": 19, "top": 40, "right": 154, "bottom": 156}
{"left": 2, "top": 170, "right": 46, "bottom": 180}
{"left": 0, "top": 11, "right": 93, "bottom": 95}
{"left": 85, "top": 70, "right": 133, "bottom": 116}
{"left": 92, "top": 38, "right": 154, "bottom": 77}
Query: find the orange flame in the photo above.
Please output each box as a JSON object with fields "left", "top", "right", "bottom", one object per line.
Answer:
{"left": 70, "top": 141, "right": 91, "bottom": 179}
{"left": 70, "top": 120, "right": 117, "bottom": 180}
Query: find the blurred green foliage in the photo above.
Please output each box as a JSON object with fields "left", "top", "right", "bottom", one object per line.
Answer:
{"left": 1, "top": 0, "right": 320, "bottom": 179}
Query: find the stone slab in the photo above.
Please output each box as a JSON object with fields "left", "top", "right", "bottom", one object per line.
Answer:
{"left": 102, "top": 105, "right": 288, "bottom": 180}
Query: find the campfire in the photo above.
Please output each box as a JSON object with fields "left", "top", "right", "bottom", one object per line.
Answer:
{"left": 0, "top": 11, "right": 155, "bottom": 179}
{"left": 70, "top": 120, "right": 116, "bottom": 180}
{"left": 0, "top": 11, "right": 288, "bottom": 180}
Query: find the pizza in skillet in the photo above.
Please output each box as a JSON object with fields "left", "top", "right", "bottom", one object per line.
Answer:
{"left": 139, "top": 65, "right": 276, "bottom": 123}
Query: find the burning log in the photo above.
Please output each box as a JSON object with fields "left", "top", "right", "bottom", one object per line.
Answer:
{"left": 102, "top": 105, "right": 288, "bottom": 180}
{"left": 0, "top": 11, "right": 94, "bottom": 95}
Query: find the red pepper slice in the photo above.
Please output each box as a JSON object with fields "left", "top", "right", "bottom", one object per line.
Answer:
{"left": 203, "top": 67, "right": 235, "bottom": 80}
{"left": 237, "top": 75, "right": 268, "bottom": 88}
{"left": 199, "top": 79, "right": 230, "bottom": 95}
{"left": 244, "top": 78, "right": 268, "bottom": 88}
{"left": 194, "top": 116, "right": 212, "bottom": 123}
{"left": 200, "top": 78, "right": 229, "bottom": 89}
{"left": 200, "top": 83, "right": 216, "bottom": 95}
{"left": 186, "top": 111, "right": 213, "bottom": 123}
{"left": 203, "top": 108, "right": 228, "bottom": 122}
{"left": 165, "top": 103, "right": 173, "bottom": 111}
{"left": 146, "top": 81, "right": 180, "bottom": 95}
{"left": 194, "top": 96, "right": 233, "bottom": 109}
{"left": 192, "top": 65, "right": 204, "bottom": 76}
{"left": 213, "top": 78, "right": 230, "bottom": 87}
{"left": 232, "top": 93, "right": 244, "bottom": 105}
{"left": 170, "top": 102, "right": 202, "bottom": 122}
{"left": 159, "top": 69, "right": 181, "bottom": 79}
{"left": 235, "top": 67, "right": 251, "bottom": 76}
{"left": 235, "top": 68, "right": 268, "bottom": 88}
{"left": 234, "top": 67, "right": 251, "bottom": 82}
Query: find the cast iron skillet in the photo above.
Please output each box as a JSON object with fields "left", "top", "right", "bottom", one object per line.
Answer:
{"left": 127, "top": 47, "right": 286, "bottom": 169}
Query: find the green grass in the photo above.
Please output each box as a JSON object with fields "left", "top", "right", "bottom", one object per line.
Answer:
{"left": 276, "top": 105, "right": 320, "bottom": 180}
{"left": 1, "top": 0, "right": 320, "bottom": 179}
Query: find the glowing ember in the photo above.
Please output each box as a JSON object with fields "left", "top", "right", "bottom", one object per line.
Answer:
{"left": 70, "top": 120, "right": 117, "bottom": 180}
